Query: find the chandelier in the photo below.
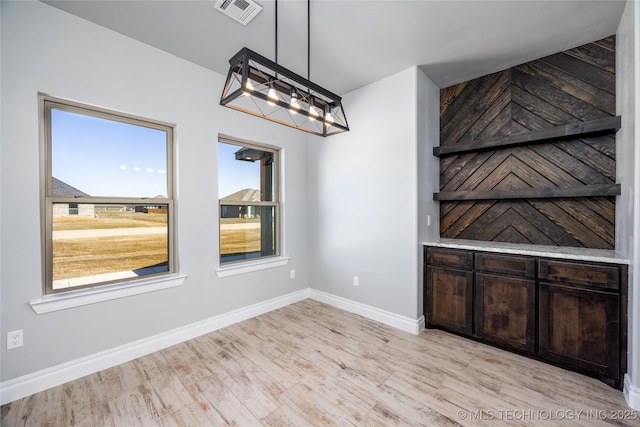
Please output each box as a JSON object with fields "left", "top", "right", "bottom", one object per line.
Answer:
{"left": 219, "top": 0, "right": 349, "bottom": 137}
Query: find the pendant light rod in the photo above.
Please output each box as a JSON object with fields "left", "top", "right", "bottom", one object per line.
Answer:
{"left": 275, "top": 0, "right": 278, "bottom": 64}
{"left": 307, "top": 0, "right": 311, "bottom": 81}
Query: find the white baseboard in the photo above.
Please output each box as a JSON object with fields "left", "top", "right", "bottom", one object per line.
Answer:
{"left": 309, "top": 289, "right": 424, "bottom": 334}
{"left": 0, "top": 288, "right": 423, "bottom": 405}
{"left": 625, "top": 374, "right": 640, "bottom": 410}
{"left": 0, "top": 289, "right": 310, "bottom": 405}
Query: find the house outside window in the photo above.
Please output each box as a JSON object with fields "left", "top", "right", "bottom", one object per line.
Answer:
{"left": 41, "top": 95, "right": 175, "bottom": 294}
{"left": 218, "top": 136, "right": 280, "bottom": 265}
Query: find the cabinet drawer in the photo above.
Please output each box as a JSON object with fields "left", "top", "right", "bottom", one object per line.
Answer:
{"left": 539, "top": 259, "right": 619, "bottom": 290}
{"left": 426, "top": 247, "right": 473, "bottom": 269}
{"left": 475, "top": 252, "right": 535, "bottom": 278}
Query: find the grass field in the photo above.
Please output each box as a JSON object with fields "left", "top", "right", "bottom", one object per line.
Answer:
{"left": 53, "top": 213, "right": 261, "bottom": 281}
{"left": 220, "top": 218, "right": 261, "bottom": 255}
{"left": 53, "top": 211, "right": 167, "bottom": 231}
{"left": 53, "top": 212, "right": 168, "bottom": 281}
{"left": 53, "top": 234, "right": 168, "bottom": 280}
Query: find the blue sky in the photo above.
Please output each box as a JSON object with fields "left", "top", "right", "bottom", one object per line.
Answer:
{"left": 52, "top": 109, "right": 168, "bottom": 198}
{"left": 51, "top": 109, "right": 260, "bottom": 199}
{"left": 218, "top": 142, "right": 260, "bottom": 198}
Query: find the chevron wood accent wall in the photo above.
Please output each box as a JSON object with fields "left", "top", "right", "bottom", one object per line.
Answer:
{"left": 437, "top": 35, "right": 618, "bottom": 249}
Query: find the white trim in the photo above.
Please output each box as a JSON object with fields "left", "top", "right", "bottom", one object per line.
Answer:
{"left": 216, "top": 256, "right": 290, "bottom": 277}
{"left": 3, "top": 288, "right": 310, "bottom": 405}
{"left": 625, "top": 374, "right": 640, "bottom": 410}
{"left": 30, "top": 274, "right": 188, "bottom": 314}
{"left": 416, "top": 315, "right": 426, "bottom": 334}
{"left": 309, "top": 289, "right": 424, "bottom": 335}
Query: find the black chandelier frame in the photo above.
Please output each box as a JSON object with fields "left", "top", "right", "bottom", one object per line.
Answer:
{"left": 219, "top": 0, "right": 349, "bottom": 137}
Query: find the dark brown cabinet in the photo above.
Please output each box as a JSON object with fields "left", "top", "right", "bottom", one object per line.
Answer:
{"left": 539, "top": 283, "right": 620, "bottom": 381}
{"left": 425, "top": 248, "right": 473, "bottom": 335}
{"left": 426, "top": 266, "right": 473, "bottom": 335}
{"left": 539, "top": 259, "right": 622, "bottom": 386}
{"left": 474, "top": 252, "right": 536, "bottom": 353}
{"left": 424, "top": 246, "right": 627, "bottom": 389}
{"left": 476, "top": 273, "right": 536, "bottom": 354}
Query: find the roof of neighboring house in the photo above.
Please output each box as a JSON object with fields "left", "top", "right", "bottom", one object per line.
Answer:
{"left": 52, "top": 177, "right": 89, "bottom": 197}
{"left": 220, "top": 188, "right": 261, "bottom": 202}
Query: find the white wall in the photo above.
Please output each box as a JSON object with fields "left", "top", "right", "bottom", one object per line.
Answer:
{"left": 417, "top": 69, "right": 441, "bottom": 316}
{"left": 0, "top": 0, "right": 311, "bottom": 383}
{"left": 308, "top": 67, "right": 422, "bottom": 319}
{"left": 617, "top": 0, "right": 640, "bottom": 410}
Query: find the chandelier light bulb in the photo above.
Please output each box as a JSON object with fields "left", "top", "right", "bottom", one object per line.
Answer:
{"left": 289, "top": 88, "right": 300, "bottom": 114}
{"left": 267, "top": 80, "right": 278, "bottom": 106}
{"left": 243, "top": 80, "right": 254, "bottom": 96}
{"left": 325, "top": 106, "right": 334, "bottom": 124}
{"left": 309, "top": 106, "right": 318, "bottom": 121}
{"left": 309, "top": 97, "right": 322, "bottom": 121}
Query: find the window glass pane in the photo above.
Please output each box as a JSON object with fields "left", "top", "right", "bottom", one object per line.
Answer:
{"left": 51, "top": 109, "right": 168, "bottom": 198}
{"left": 218, "top": 139, "right": 278, "bottom": 265}
{"left": 220, "top": 205, "right": 276, "bottom": 263}
{"left": 218, "top": 142, "right": 274, "bottom": 202}
{"left": 52, "top": 202, "right": 169, "bottom": 290}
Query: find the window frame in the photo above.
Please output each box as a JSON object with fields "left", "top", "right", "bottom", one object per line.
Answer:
{"left": 40, "top": 95, "right": 176, "bottom": 295}
{"left": 218, "top": 135, "right": 281, "bottom": 267}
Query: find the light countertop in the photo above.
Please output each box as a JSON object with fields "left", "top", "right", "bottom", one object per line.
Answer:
{"left": 423, "top": 238, "right": 629, "bottom": 265}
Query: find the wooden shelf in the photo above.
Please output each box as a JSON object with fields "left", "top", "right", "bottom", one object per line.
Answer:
{"left": 433, "top": 116, "right": 621, "bottom": 157}
{"left": 433, "top": 184, "right": 621, "bottom": 201}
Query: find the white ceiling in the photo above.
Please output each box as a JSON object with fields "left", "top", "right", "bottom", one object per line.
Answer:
{"left": 43, "top": 0, "right": 626, "bottom": 95}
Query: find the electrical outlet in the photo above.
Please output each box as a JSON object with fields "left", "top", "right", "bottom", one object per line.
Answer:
{"left": 7, "top": 330, "right": 23, "bottom": 350}
{"left": 290, "top": 269, "right": 296, "bottom": 279}
{"left": 353, "top": 276, "right": 359, "bottom": 286}
{"left": 427, "top": 215, "right": 431, "bottom": 226}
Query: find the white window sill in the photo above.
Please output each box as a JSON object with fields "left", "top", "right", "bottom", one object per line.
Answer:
{"left": 216, "top": 256, "right": 290, "bottom": 278}
{"left": 30, "top": 274, "right": 187, "bottom": 314}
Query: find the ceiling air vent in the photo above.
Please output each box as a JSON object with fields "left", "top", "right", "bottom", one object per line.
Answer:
{"left": 214, "top": 0, "right": 263, "bottom": 26}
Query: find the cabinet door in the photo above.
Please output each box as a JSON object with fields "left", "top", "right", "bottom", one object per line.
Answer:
{"left": 426, "top": 266, "right": 473, "bottom": 335}
{"left": 539, "top": 282, "right": 620, "bottom": 379}
{"left": 476, "top": 273, "right": 536, "bottom": 354}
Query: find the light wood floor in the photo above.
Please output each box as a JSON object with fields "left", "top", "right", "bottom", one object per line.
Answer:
{"left": 2, "top": 299, "right": 639, "bottom": 426}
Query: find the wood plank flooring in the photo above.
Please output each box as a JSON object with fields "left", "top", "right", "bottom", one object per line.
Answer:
{"left": 2, "top": 299, "right": 638, "bottom": 426}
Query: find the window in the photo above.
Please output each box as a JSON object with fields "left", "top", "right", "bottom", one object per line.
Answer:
{"left": 218, "top": 136, "right": 279, "bottom": 265}
{"left": 42, "top": 96, "right": 175, "bottom": 294}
